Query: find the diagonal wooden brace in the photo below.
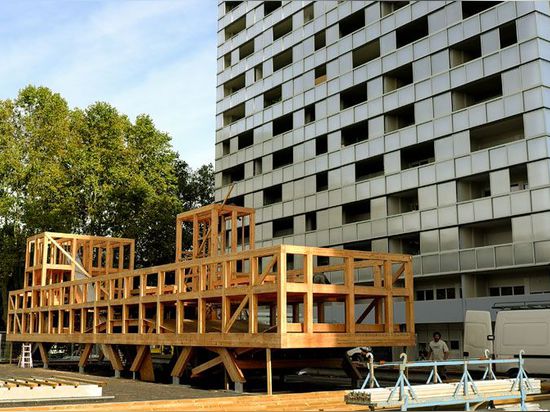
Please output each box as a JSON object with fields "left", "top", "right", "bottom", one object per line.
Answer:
{"left": 171, "top": 347, "right": 194, "bottom": 378}
{"left": 130, "top": 345, "right": 154, "bottom": 382}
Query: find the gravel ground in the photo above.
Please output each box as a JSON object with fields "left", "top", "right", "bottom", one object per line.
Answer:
{"left": 0, "top": 363, "right": 237, "bottom": 408}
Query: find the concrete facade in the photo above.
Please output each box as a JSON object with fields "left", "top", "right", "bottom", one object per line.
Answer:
{"left": 215, "top": 1, "right": 550, "bottom": 357}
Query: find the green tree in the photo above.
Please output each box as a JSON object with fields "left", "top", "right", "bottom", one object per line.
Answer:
{"left": 0, "top": 85, "right": 214, "bottom": 326}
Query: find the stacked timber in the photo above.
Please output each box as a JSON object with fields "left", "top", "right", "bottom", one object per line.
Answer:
{"left": 345, "top": 378, "right": 541, "bottom": 407}
{"left": 0, "top": 376, "right": 105, "bottom": 402}
{"left": 0, "top": 390, "right": 365, "bottom": 412}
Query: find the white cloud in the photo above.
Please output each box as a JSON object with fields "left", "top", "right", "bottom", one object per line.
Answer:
{"left": 0, "top": 0, "right": 217, "bottom": 168}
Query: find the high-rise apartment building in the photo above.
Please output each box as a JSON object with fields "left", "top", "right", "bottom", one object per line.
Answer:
{"left": 215, "top": 1, "right": 550, "bottom": 357}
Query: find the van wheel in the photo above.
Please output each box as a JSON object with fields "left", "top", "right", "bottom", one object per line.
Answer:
{"left": 507, "top": 368, "right": 519, "bottom": 378}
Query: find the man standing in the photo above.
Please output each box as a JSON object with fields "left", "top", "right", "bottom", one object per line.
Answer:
{"left": 428, "top": 331, "right": 449, "bottom": 380}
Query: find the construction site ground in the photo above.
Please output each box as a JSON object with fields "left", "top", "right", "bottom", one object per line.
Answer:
{"left": 0, "top": 363, "right": 548, "bottom": 411}
{"left": 0, "top": 363, "right": 235, "bottom": 408}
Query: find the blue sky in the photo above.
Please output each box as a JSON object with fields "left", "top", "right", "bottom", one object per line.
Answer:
{"left": 0, "top": 0, "right": 218, "bottom": 168}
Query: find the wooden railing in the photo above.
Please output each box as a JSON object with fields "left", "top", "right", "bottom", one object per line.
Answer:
{"left": 8, "top": 245, "right": 414, "bottom": 349}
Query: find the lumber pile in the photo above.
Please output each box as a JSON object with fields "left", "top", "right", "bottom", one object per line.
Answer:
{"left": 0, "top": 390, "right": 362, "bottom": 412}
{"left": 345, "top": 378, "right": 541, "bottom": 408}
{"left": 0, "top": 376, "right": 105, "bottom": 403}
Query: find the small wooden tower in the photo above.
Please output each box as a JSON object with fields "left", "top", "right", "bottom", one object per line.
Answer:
{"left": 175, "top": 204, "right": 255, "bottom": 261}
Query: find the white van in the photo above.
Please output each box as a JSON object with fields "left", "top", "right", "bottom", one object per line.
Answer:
{"left": 464, "top": 309, "right": 550, "bottom": 375}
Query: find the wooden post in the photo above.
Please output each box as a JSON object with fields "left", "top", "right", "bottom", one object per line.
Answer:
{"left": 130, "top": 345, "right": 155, "bottom": 382}
{"left": 404, "top": 257, "right": 415, "bottom": 335}
{"left": 266, "top": 348, "right": 272, "bottom": 395}
{"left": 102, "top": 344, "right": 124, "bottom": 377}
{"left": 277, "top": 247, "right": 287, "bottom": 334}
{"left": 175, "top": 217, "right": 182, "bottom": 262}
{"left": 383, "top": 260, "right": 394, "bottom": 334}
{"left": 171, "top": 347, "right": 194, "bottom": 384}
{"left": 41, "top": 235, "right": 48, "bottom": 286}
{"left": 37, "top": 343, "right": 49, "bottom": 368}
{"left": 304, "top": 253, "right": 313, "bottom": 333}
{"left": 79, "top": 343, "right": 93, "bottom": 373}
{"left": 345, "top": 257, "right": 355, "bottom": 333}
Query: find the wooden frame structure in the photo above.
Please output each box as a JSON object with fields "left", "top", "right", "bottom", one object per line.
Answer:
{"left": 7, "top": 204, "right": 415, "bottom": 387}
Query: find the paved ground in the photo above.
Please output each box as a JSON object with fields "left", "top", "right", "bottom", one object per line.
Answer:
{"left": 0, "top": 363, "right": 237, "bottom": 408}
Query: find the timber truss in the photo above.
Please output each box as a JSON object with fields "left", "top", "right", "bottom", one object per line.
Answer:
{"left": 7, "top": 203, "right": 415, "bottom": 387}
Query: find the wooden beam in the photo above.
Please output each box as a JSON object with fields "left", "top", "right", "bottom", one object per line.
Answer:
{"left": 224, "top": 296, "right": 249, "bottom": 333}
{"left": 304, "top": 253, "right": 313, "bottom": 333}
{"left": 345, "top": 257, "right": 355, "bottom": 333}
{"left": 213, "top": 348, "right": 245, "bottom": 384}
{"left": 266, "top": 348, "right": 272, "bottom": 395}
{"left": 356, "top": 299, "right": 378, "bottom": 324}
{"left": 102, "top": 344, "right": 124, "bottom": 371}
{"left": 79, "top": 343, "right": 93, "bottom": 368}
{"left": 191, "top": 355, "right": 223, "bottom": 377}
{"left": 36, "top": 343, "right": 48, "bottom": 366}
{"left": 383, "top": 261, "right": 394, "bottom": 334}
{"left": 171, "top": 347, "right": 194, "bottom": 378}
{"left": 130, "top": 345, "right": 149, "bottom": 372}
{"left": 392, "top": 263, "right": 405, "bottom": 283}
{"left": 46, "top": 234, "right": 91, "bottom": 278}
{"left": 129, "top": 345, "right": 154, "bottom": 382}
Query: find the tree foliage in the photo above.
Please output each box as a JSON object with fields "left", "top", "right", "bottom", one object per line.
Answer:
{"left": 0, "top": 86, "right": 214, "bottom": 326}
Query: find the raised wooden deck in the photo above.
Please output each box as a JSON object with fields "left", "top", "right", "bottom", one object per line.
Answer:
{"left": 7, "top": 204, "right": 415, "bottom": 386}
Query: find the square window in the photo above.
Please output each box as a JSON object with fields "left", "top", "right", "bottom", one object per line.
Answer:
{"left": 501, "top": 286, "right": 513, "bottom": 296}
{"left": 316, "top": 171, "right": 328, "bottom": 191}
{"left": 489, "top": 287, "right": 500, "bottom": 296}
{"left": 303, "top": 4, "right": 314, "bottom": 23}
{"left": 254, "top": 64, "right": 263, "bottom": 81}
{"left": 446, "top": 288, "right": 456, "bottom": 299}
{"left": 416, "top": 290, "right": 425, "bottom": 301}
{"left": 513, "top": 285, "right": 525, "bottom": 295}
{"left": 315, "top": 31, "right": 326, "bottom": 50}
{"left": 315, "top": 135, "right": 328, "bottom": 155}
{"left": 499, "top": 21, "right": 517, "bottom": 48}
{"left": 425, "top": 289, "right": 434, "bottom": 300}
{"left": 436, "top": 288, "right": 446, "bottom": 300}
{"left": 450, "top": 340, "right": 460, "bottom": 350}
{"left": 315, "top": 64, "right": 327, "bottom": 85}
{"left": 304, "top": 104, "right": 315, "bottom": 124}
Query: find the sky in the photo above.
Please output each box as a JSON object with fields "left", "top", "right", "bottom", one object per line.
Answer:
{"left": 0, "top": 0, "right": 218, "bottom": 169}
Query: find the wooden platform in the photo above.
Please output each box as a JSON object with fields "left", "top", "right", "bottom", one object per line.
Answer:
{"left": 7, "top": 203, "right": 415, "bottom": 385}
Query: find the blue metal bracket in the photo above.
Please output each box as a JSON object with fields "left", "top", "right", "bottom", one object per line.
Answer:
{"left": 351, "top": 350, "right": 536, "bottom": 411}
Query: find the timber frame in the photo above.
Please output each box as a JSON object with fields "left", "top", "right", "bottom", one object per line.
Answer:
{"left": 7, "top": 204, "right": 415, "bottom": 386}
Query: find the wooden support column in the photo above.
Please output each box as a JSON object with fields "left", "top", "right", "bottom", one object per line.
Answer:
{"left": 277, "top": 247, "right": 287, "bottom": 334}
{"left": 374, "top": 265, "right": 384, "bottom": 324}
{"left": 130, "top": 345, "right": 155, "bottom": 382}
{"left": 37, "top": 343, "right": 49, "bottom": 368}
{"left": 291, "top": 304, "right": 300, "bottom": 323}
{"left": 192, "top": 348, "right": 245, "bottom": 389}
{"left": 79, "top": 343, "right": 93, "bottom": 373}
{"left": 404, "top": 257, "right": 415, "bottom": 335}
{"left": 317, "top": 303, "right": 325, "bottom": 323}
{"left": 41, "top": 236, "right": 48, "bottom": 286}
{"left": 171, "top": 347, "right": 194, "bottom": 384}
{"left": 102, "top": 344, "right": 124, "bottom": 377}
{"left": 383, "top": 260, "right": 394, "bottom": 334}
{"left": 345, "top": 257, "right": 355, "bottom": 333}
{"left": 175, "top": 217, "right": 182, "bottom": 262}
{"left": 213, "top": 348, "right": 245, "bottom": 385}
{"left": 211, "top": 208, "right": 218, "bottom": 257}
{"left": 266, "top": 348, "right": 272, "bottom": 395}
{"left": 304, "top": 253, "right": 313, "bottom": 333}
